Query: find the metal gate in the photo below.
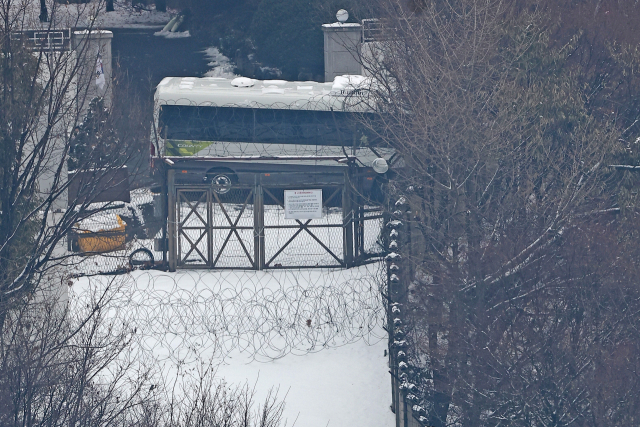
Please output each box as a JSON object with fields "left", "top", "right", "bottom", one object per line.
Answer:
{"left": 176, "top": 188, "right": 210, "bottom": 266}
{"left": 168, "top": 173, "right": 385, "bottom": 270}
{"left": 260, "top": 185, "right": 346, "bottom": 269}
{"left": 175, "top": 186, "right": 256, "bottom": 268}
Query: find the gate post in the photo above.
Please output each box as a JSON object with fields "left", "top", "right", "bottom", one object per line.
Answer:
{"left": 207, "top": 188, "right": 213, "bottom": 266}
{"left": 342, "top": 173, "right": 354, "bottom": 268}
{"left": 167, "top": 169, "right": 177, "bottom": 271}
{"left": 254, "top": 182, "right": 264, "bottom": 270}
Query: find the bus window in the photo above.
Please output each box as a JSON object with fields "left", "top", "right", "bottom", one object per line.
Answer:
{"left": 159, "top": 105, "right": 379, "bottom": 147}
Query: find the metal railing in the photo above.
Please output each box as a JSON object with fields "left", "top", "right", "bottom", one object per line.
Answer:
{"left": 362, "top": 19, "right": 384, "bottom": 42}
{"left": 11, "top": 29, "right": 72, "bottom": 51}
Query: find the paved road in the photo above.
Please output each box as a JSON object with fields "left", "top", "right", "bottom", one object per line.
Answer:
{"left": 110, "top": 27, "right": 210, "bottom": 97}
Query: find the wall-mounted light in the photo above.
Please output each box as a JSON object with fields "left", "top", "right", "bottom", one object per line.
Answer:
{"left": 372, "top": 158, "right": 389, "bottom": 174}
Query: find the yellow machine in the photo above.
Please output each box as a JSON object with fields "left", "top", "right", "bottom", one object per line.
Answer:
{"left": 76, "top": 215, "right": 126, "bottom": 253}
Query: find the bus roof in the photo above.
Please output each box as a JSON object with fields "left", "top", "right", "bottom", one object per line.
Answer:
{"left": 154, "top": 76, "right": 373, "bottom": 112}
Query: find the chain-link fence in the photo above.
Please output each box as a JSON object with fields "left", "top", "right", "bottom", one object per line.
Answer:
{"left": 261, "top": 185, "right": 345, "bottom": 268}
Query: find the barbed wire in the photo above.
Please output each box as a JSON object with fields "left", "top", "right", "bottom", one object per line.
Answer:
{"left": 69, "top": 264, "right": 387, "bottom": 368}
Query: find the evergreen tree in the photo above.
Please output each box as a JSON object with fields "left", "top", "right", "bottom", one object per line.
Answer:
{"left": 68, "top": 97, "right": 119, "bottom": 172}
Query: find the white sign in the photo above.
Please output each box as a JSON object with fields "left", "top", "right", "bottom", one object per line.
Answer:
{"left": 284, "top": 189, "right": 323, "bottom": 219}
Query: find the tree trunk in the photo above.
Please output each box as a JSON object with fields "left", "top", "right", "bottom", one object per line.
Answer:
{"left": 39, "top": 0, "right": 48, "bottom": 22}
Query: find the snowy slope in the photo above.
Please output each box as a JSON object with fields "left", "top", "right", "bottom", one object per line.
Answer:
{"left": 215, "top": 339, "right": 392, "bottom": 427}
{"left": 70, "top": 266, "right": 394, "bottom": 426}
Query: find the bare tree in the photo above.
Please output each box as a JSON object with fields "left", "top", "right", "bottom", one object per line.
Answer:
{"left": 39, "top": 0, "right": 47, "bottom": 22}
{"left": 358, "top": 0, "right": 640, "bottom": 425}
{"left": 0, "top": 0, "right": 146, "bottom": 329}
{"left": 1, "top": 4, "right": 289, "bottom": 426}
{"left": 0, "top": 281, "right": 149, "bottom": 427}
{"left": 155, "top": 0, "right": 166, "bottom": 13}
{"left": 0, "top": 277, "right": 288, "bottom": 427}
{"left": 140, "top": 373, "right": 286, "bottom": 427}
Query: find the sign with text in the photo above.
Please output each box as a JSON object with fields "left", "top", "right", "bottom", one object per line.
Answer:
{"left": 284, "top": 189, "right": 323, "bottom": 219}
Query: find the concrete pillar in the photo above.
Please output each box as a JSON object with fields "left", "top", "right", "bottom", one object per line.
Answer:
{"left": 322, "top": 22, "right": 362, "bottom": 82}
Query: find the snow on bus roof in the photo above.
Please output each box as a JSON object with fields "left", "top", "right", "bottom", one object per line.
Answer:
{"left": 154, "top": 75, "right": 373, "bottom": 112}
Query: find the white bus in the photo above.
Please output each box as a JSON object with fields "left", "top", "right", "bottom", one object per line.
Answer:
{"left": 151, "top": 76, "right": 393, "bottom": 195}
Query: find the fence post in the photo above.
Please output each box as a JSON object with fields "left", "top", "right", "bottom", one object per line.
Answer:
{"left": 386, "top": 216, "right": 402, "bottom": 426}
{"left": 167, "top": 169, "right": 177, "bottom": 271}
{"left": 388, "top": 192, "right": 427, "bottom": 427}
{"left": 207, "top": 188, "right": 213, "bottom": 266}
{"left": 160, "top": 167, "right": 168, "bottom": 268}
{"left": 342, "top": 174, "right": 354, "bottom": 268}
{"left": 254, "top": 181, "right": 264, "bottom": 270}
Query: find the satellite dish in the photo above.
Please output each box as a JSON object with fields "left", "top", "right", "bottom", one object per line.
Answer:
{"left": 336, "top": 9, "right": 349, "bottom": 23}
{"left": 372, "top": 158, "right": 389, "bottom": 174}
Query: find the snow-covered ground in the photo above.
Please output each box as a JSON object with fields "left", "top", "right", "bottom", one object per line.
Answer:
{"left": 203, "top": 47, "right": 237, "bottom": 78}
{"left": 70, "top": 266, "right": 393, "bottom": 426}
{"left": 214, "top": 338, "right": 392, "bottom": 427}
{"left": 153, "top": 29, "right": 191, "bottom": 38}
{"left": 87, "top": 0, "right": 171, "bottom": 29}
{"left": 18, "top": 0, "right": 172, "bottom": 29}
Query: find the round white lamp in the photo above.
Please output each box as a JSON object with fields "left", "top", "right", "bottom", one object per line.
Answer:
{"left": 336, "top": 9, "right": 349, "bottom": 23}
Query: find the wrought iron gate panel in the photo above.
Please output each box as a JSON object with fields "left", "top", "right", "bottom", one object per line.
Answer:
{"left": 210, "top": 188, "right": 256, "bottom": 269}
{"left": 177, "top": 189, "right": 210, "bottom": 266}
{"left": 262, "top": 186, "right": 345, "bottom": 268}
